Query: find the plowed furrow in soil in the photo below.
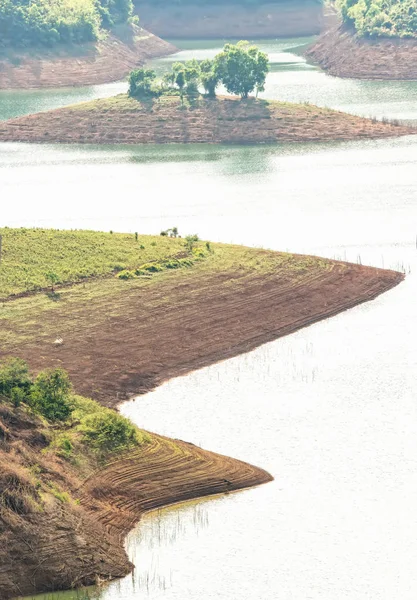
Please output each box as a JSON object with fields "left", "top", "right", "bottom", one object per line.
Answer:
{"left": 3, "top": 260, "right": 403, "bottom": 408}
{"left": 79, "top": 435, "right": 272, "bottom": 535}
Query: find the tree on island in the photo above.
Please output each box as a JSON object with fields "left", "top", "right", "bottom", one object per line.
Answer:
{"left": 128, "top": 69, "right": 159, "bottom": 98}
{"left": 127, "top": 42, "right": 269, "bottom": 101}
{"left": 200, "top": 58, "right": 221, "bottom": 98}
{"left": 163, "top": 60, "right": 201, "bottom": 101}
{"left": 214, "top": 41, "right": 269, "bottom": 99}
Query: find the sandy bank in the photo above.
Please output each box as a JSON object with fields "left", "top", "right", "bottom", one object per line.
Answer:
{"left": 135, "top": 1, "right": 323, "bottom": 39}
{"left": 306, "top": 26, "right": 417, "bottom": 80}
{"left": 0, "top": 25, "right": 176, "bottom": 90}
{"left": 0, "top": 95, "right": 413, "bottom": 145}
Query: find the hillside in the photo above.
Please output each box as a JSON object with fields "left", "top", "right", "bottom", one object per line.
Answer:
{"left": 0, "top": 25, "right": 175, "bottom": 89}
{"left": 0, "top": 392, "right": 271, "bottom": 598}
{"left": 0, "top": 94, "right": 412, "bottom": 144}
{"left": 306, "top": 0, "right": 417, "bottom": 80}
{"left": 306, "top": 25, "right": 417, "bottom": 80}
{"left": 133, "top": 0, "right": 324, "bottom": 38}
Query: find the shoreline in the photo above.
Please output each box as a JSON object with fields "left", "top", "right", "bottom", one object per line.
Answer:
{"left": 306, "top": 26, "right": 417, "bottom": 80}
{"left": 0, "top": 95, "right": 413, "bottom": 146}
{"left": 1, "top": 241, "right": 405, "bottom": 598}
{"left": 2, "top": 417, "right": 271, "bottom": 600}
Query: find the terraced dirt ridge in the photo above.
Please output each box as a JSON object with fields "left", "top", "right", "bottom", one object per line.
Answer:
{"left": 1, "top": 247, "right": 404, "bottom": 409}
{"left": 306, "top": 26, "right": 417, "bottom": 80}
{"left": 0, "top": 402, "right": 271, "bottom": 599}
{"left": 80, "top": 435, "right": 272, "bottom": 537}
{"left": 0, "top": 25, "right": 176, "bottom": 90}
{"left": 0, "top": 95, "right": 413, "bottom": 144}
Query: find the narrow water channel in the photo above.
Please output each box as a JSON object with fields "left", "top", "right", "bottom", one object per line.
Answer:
{"left": 4, "top": 38, "right": 417, "bottom": 600}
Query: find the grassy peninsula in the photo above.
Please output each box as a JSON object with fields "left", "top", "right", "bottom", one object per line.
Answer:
{"left": 0, "top": 227, "right": 404, "bottom": 596}
{"left": 307, "top": 0, "right": 417, "bottom": 79}
{"left": 1, "top": 228, "right": 404, "bottom": 407}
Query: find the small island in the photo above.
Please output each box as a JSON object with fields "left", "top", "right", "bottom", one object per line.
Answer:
{"left": 307, "top": 0, "right": 417, "bottom": 80}
{"left": 0, "top": 42, "right": 413, "bottom": 145}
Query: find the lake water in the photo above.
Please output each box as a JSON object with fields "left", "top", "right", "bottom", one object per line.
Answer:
{"left": 4, "top": 39, "right": 417, "bottom": 600}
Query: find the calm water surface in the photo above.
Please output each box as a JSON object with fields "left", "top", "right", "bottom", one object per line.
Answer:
{"left": 6, "top": 39, "right": 417, "bottom": 600}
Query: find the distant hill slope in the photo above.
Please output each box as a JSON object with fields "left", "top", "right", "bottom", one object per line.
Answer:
{"left": 0, "top": 25, "right": 176, "bottom": 90}
{"left": 133, "top": 0, "right": 324, "bottom": 38}
{"left": 306, "top": 24, "right": 417, "bottom": 80}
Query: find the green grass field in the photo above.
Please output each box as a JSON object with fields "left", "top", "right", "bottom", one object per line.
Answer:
{"left": 0, "top": 228, "right": 189, "bottom": 298}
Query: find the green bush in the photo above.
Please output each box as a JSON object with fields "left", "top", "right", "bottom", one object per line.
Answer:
{"left": 0, "top": 357, "right": 31, "bottom": 398}
{"left": 140, "top": 262, "right": 164, "bottom": 272}
{"left": 30, "top": 368, "right": 72, "bottom": 422}
{"left": 118, "top": 269, "right": 136, "bottom": 280}
{"left": 80, "top": 409, "right": 140, "bottom": 453}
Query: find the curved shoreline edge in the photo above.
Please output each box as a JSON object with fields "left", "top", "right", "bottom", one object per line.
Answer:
{"left": 1, "top": 247, "right": 405, "bottom": 598}
{"left": 306, "top": 26, "right": 417, "bottom": 81}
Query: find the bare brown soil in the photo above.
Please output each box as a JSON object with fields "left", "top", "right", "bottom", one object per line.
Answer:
{"left": 1, "top": 249, "right": 404, "bottom": 409}
{"left": 306, "top": 25, "right": 417, "bottom": 80}
{"left": 0, "top": 95, "right": 413, "bottom": 145}
{"left": 0, "top": 402, "right": 271, "bottom": 599}
{"left": 135, "top": 2, "right": 323, "bottom": 38}
{"left": 0, "top": 25, "right": 176, "bottom": 90}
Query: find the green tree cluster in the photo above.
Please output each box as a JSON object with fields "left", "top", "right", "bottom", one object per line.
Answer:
{"left": 0, "top": 357, "right": 72, "bottom": 420}
{"left": 0, "top": 0, "right": 134, "bottom": 49}
{"left": 0, "top": 357, "right": 143, "bottom": 454}
{"left": 128, "top": 41, "right": 270, "bottom": 101}
{"left": 338, "top": 0, "right": 417, "bottom": 38}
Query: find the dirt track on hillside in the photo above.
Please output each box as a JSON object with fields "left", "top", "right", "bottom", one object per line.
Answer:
{"left": 2, "top": 256, "right": 404, "bottom": 409}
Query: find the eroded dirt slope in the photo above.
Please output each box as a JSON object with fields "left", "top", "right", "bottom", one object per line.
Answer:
{"left": 306, "top": 26, "right": 417, "bottom": 80}
{"left": 0, "top": 26, "right": 176, "bottom": 90}
{"left": 0, "top": 403, "right": 271, "bottom": 599}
